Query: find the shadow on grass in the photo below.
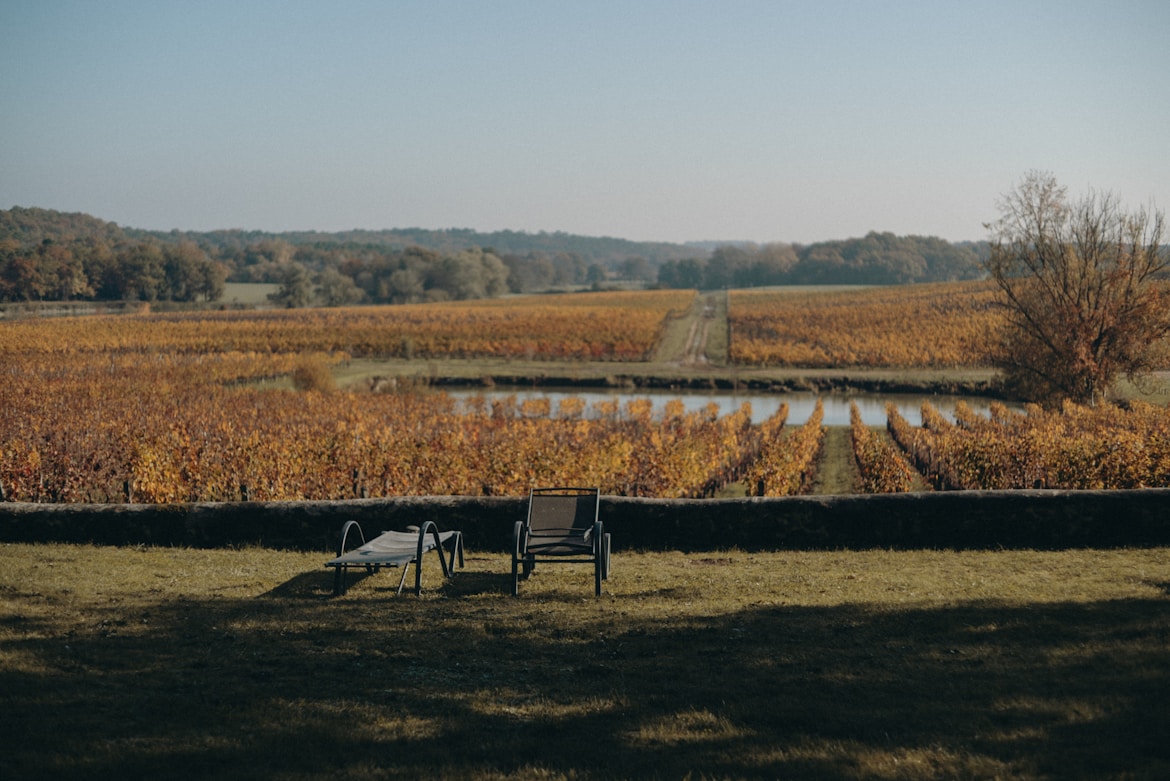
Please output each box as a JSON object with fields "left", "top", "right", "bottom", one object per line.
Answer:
{"left": 254, "top": 554, "right": 514, "bottom": 605}
{"left": 260, "top": 571, "right": 335, "bottom": 600}
{"left": 445, "top": 569, "right": 515, "bottom": 597}
{"left": 2, "top": 589, "right": 1169, "bottom": 780}
{"left": 1148, "top": 580, "right": 1170, "bottom": 596}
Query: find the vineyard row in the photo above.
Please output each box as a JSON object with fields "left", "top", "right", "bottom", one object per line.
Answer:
{"left": 5, "top": 357, "right": 1169, "bottom": 504}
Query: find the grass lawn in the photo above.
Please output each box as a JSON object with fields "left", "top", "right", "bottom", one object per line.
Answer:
{"left": 2, "top": 544, "right": 1169, "bottom": 780}
{"left": 221, "top": 282, "right": 280, "bottom": 306}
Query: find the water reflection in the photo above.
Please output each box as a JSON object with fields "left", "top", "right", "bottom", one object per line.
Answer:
{"left": 447, "top": 388, "right": 1008, "bottom": 426}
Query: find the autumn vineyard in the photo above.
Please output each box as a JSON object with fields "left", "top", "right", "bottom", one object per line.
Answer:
{"left": 2, "top": 284, "right": 1168, "bottom": 503}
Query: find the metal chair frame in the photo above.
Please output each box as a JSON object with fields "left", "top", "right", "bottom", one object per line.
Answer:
{"left": 326, "top": 520, "right": 464, "bottom": 597}
{"left": 512, "top": 487, "right": 611, "bottom": 596}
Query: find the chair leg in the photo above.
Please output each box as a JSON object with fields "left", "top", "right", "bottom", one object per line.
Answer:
{"left": 448, "top": 532, "right": 465, "bottom": 573}
{"left": 603, "top": 533, "right": 612, "bottom": 580}
{"left": 511, "top": 521, "right": 525, "bottom": 596}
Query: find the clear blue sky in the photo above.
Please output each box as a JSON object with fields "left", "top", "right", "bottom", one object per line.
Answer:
{"left": 3, "top": 0, "right": 1168, "bottom": 244}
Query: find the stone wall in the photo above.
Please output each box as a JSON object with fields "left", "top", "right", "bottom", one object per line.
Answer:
{"left": 2, "top": 489, "right": 1168, "bottom": 553}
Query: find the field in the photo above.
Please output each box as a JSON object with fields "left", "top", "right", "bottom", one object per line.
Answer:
{"left": 0, "top": 289, "right": 693, "bottom": 360}
{"left": 221, "top": 282, "right": 280, "bottom": 305}
{"left": 729, "top": 282, "right": 1002, "bottom": 368}
{"left": 4, "top": 285, "right": 1170, "bottom": 780}
{"left": 891, "top": 400, "right": 1170, "bottom": 490}
{"left": 2, "top": 543, "right": 1168, "bottom": 780}
{"left": 3, "top": 284, "right": 1169, "bottom": 503}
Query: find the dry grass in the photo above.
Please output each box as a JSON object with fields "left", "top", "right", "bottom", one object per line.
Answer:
{"left": 2, "top": 544, "right": 1169, "bottom": 780}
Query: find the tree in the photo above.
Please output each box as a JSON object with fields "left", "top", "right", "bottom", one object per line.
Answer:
{"left": 704, "top": 245, "right": 749, "bottom": 289}
{"left": 119, "top": 241, "right": 165, "bottom": 301}
{"left": 549, "top": 252, "right": 587, "bottom": 286}
{"left": 197, "top": 259, "right": 228, "bottom": 302}
{"left": 160, "top": 242, "right": 211, "bottom": 302}
{"left": 618, "top": 256, "right": 651, "bottom": 283}
{"left": 745, "top": 243, "right": 798, "bottom": 286}
{"left": 79, "top": 239, "right": 123, "bottom": 300}
{"left": 42, "top": 243, "right": 94, "bottom": 300}
{"left": 426, "top": 249, "right": 510, "bottom": 300}
{"left": 501, "top": 252, "right": 556, "bottom": 293}
{"left": 585, "top": 263, "right": 607, "bottom": 288}
{"left": 985, "top": 171, "right": 1170, "bottom": 405}
{"left": 480, "top": 251, "right": 510, "bottom": 297}
{"left": 268, "top": 262, "right": 314, "bottom": 308}
{"left": 386, "top": 267, "right": 424, "bottom": 304}
{"left": 0, "top": 243, "right": 44, "bottom": 301}
{"left": 314, "top": 267, "right": 364, "bottom": 307}
{"left": 657, "top": 258, "right": 705, "bottom": 289}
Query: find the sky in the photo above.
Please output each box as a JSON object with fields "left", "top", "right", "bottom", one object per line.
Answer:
{"left": 2, "top": 0, "right": 1168, "bottom": 245}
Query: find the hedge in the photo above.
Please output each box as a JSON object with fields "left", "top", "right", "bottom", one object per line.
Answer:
{"left": 2, "top": 489, "right": 1168, "bottom": 553}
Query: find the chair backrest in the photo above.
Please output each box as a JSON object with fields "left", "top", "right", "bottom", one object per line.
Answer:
{"left": 526, "top": 487, "right": 599, "bottom": 539}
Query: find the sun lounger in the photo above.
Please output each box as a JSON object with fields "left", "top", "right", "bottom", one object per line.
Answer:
{"left": 326, "top": 520, "right": 464, "bottom": 597}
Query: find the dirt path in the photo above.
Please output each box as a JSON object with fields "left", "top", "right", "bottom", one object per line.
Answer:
{"left": 652, "top": 291, "right": 729, "bottom": 367}
{"left": 681, "top": 305, "right": 712, "bottom": 365}
{"left": 809, "top": 425, "right": 931, "bottom": 495}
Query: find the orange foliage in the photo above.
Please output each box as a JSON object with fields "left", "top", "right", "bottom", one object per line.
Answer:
{"left": 0, "top": 289, "right": 693, "bottom": 361}
{"left": 745, "top": 400, "right": 823, "bottom": 496}
{"left": 729, "top": 282, "right": 1002, "bottom": 367}
{"left": 850, "top": 402, "right": 916, "bottom": 493}
{"left": 0, "top": 350, "right": 790, "bottom": 502}
{"left": 887, "top": 400, "right": 1170, "bottom": 490}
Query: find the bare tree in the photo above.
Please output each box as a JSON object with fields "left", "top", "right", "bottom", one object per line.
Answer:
{"left": 985, "top": 171, "right": 1170, "bottom": 405}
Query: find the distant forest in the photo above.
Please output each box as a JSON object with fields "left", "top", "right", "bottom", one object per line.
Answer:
{"left": 1, "top": 206, "right": 987, "bottom": 305}
{"left": 659, "top": 233, "right": 987, "bottom": 289}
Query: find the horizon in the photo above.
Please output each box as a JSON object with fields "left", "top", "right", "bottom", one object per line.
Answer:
{"left": 3, "top": 1, "right": 1168, "bottom": 246}
{"left": 4, "top": 203, "right": 991, "bottom": 248}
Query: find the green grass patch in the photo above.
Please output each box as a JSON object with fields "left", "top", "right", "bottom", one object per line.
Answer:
{"left": 650, "top": 292, "right": 701, "bottom": 364}
{"left": 2, "top": 544, "right": 1169, "bottom": 779}
{"left": 1113, "top": 372, "right": 1170, "bottom": 405}
{"left": 221, "top": 282, "right": 280, "bottom": 305}
{"left": 702, "top": 290, "right": 730, "bottom": 365}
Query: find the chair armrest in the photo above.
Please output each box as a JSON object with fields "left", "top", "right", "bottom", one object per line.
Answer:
{"left": 513, "top": 520, "right": 527, "bottom": 558}
{"left": 415, "top": 520, "right": 452, "bottom": 578}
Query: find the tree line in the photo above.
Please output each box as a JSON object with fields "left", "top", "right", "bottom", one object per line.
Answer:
{"left": 0, "top": 208, "right": 619, "bottom": 305}
{"left": 129, "top": 224, "right": 700, "bottom": 267}
{"left": 656, "top": 233, "right": 986, "bottom": 289}
{"left": 3, "top": 206, "right": 991, "bottom": 306}
{"left": 0, "top": 234, "right": 227, "bottom": 304}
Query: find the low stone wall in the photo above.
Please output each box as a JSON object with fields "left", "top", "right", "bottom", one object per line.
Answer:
{"left": 2, "top": 489, "right": 1168, "bottom": 553}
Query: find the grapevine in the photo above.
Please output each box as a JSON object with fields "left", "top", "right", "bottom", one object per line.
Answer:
{"left": 850, "top": 402, "right": 916, "bottom": 493}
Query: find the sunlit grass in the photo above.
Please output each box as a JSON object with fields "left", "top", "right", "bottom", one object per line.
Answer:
{"left": 2, "top": 544, "right": 1169, "bottom": 779}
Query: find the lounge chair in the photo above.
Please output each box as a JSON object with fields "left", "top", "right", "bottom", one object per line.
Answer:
{"left": 325, "top": 520, "right": 464, "bottom": 597}
{"left": 512, "top": 487, "right": 611, "bottom": 596}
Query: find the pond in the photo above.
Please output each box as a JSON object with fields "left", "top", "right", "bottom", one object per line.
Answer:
{"left": 447, "top": 387, "right": 1011, "bottom": 426}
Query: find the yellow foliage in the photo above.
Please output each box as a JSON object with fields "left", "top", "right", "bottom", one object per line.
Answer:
{"left": 728, "top": 282, "right": 1001, "bottom": 368}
